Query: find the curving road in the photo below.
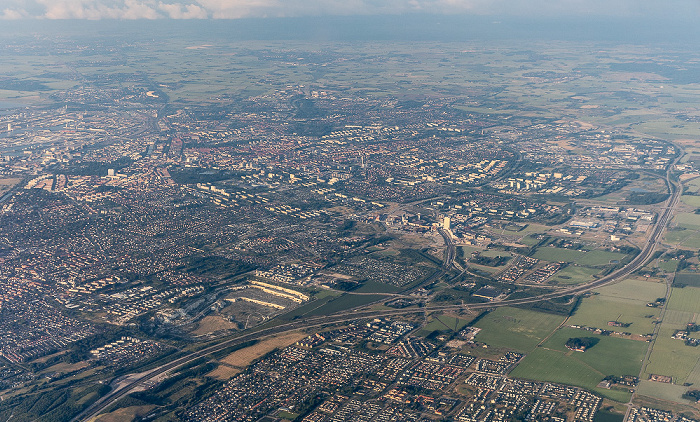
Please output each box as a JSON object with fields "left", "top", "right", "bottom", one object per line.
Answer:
{"left": 74, "top": 155, "right": 682, "bottom": 422}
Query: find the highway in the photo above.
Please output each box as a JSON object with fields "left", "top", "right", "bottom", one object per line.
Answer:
{"left": 74, "top": 157, "right": 682, "bottom": 422}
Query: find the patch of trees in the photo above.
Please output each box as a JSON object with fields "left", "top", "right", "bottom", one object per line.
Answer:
{"left": 626, "top": 191, "right": 670, "bottom": 205}
{"left": 565, "top": 337, "right": 599, "bottom": 351}
{"left": 471, "top": 254, "right": 510, "bottom": 267}
{"left": 54, "top": 156, "right": 133, "bottom": 176}
{"left": 682, "top": 390, "right": 700, "bottom": 401}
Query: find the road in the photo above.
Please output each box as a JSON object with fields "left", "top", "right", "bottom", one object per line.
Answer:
{"left": 74, "top": 157, "right": 682, "bottom": 422}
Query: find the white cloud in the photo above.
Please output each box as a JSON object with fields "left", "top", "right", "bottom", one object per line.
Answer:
{"left": 0, "top": 0, "right": 697, "bottom": 19}
{"left": 0, "top": 7, "right": 28, "bottom": 18}
{"left": 35, "top": 0, "right": 161, "bottom": 19}
{"left": 158, "top": 1, "right": 207, "bottom": 18}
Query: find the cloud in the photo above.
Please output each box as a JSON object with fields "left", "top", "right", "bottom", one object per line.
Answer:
{"left": 158, "top": 1, "right": 207, "bottom": 18}
{"left": 0, "top": 0, "right": 698, "bottom": 20}
{"left": 0, "top": 7, "right": 28, "bottom": 18}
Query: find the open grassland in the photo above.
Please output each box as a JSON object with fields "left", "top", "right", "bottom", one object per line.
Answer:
{"left": 549, "top": 265, "right": 599, "bottom": 285}
{"left": 567, "top": 298, "right": 660, "bottom": 336}
{"left": 667, "top": 286, "right": 700, "bottom": 313}
{"left": 659, "top": 309, "right": 696, "bottom": 329}
{"left": 681, "top": 195, "right": 700, "bottom": 207}
{"left": 509, "top": 346, "right": 634, "bottom": 402}
{"left": 219, "top": 331, "right": 305, "bottom": 369}
{"left": 541, "top": 328, "right": 647, "bottom": 376}
{"left": 94, "top": 406, "right": 156, "bottom": 422}
{"left": 594, "top": 278, "right": 667, "bottom": 302}
{"left": 674, "top": 213, "right": 700, "bottom": 231}
{"left": 643, "top": 288, "right": 700, "bottom": 391}
{"left": 532, "top": 247, "right": 587, "bottom": 262}
{"left": 512, "top": 326, "right": 646, "bottom": 401}
{"left": 415, "top": 314, "right": 472, "bottom": 337}
{"left": 577, "top": 250, "right": 628, "bottom": 267}
{"left": 664, "top": 228, "right": 700, "bottom": 249}
{"left": 532, "top": 247, "right": 627, "bottom": 269}
{"left": 635, "top": 381, "right": 695, "bottom": 406}
{"left": 192, "top": 315, "right": 239, "bottom": 336}
{"left": 674, "top": 273, "right": 700, "bottom": 288}
{"left": 473, "top": 307, "right": 565, "bottom": 353}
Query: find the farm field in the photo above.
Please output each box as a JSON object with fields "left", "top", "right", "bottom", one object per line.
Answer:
{"left": 681, "top": 195, "right": 700, "bottom": 207}
{"left": 532, "top": 247, "right": 627, "bottom": 267}
{"left": 666, "top": 286, "right": 700, "bottom": 313}
{"left": 643, "top": 287, "right": 700, "bottom": 385}
{"left": 415, "top": 314, "right": 472, "bottom": 337}
{"left": 473, "top": 307, "right": 565, "bottom": 353}
{"left": 549, "top": 265, "right": 599, "bottom": 285}
{"left": 532, "top": 247, "right": 587, "bottom": 262}
{"left": 509, "top": 346, "right": 635, "bottom": 402}
{"left": 664, "top": 228, "right": 700, "bottom": 249}
{"left": 674, "top": 213, "right": 700, "bottom": 230}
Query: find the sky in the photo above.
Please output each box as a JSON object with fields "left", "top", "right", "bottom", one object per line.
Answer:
{"left": 0, "top": 0, "right": 699, "bottom": 20}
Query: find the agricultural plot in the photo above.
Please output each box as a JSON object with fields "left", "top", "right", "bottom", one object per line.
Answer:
{"left": 681, "top": 195, "right": 700, "bottom": 207}
{"left": 415, "top": 315, "right": 472, "bottom": 337}
{"left": 674, "top": 273, "right": 700, "bottom": 288}
{"left": 548, "top": 265, "right": 599, "bottom": 285}
{"left": 643, "top": 329, "right": 700, "bottom": 385}
{"left": 532, "top": 247, "right": 587, "bottom": 262}
{"left": 642, "top": 286, "right": 700, "bottom": 398}
{"left": 666, "top": 286, "right": 700, "bottom": 313}
{"left": 509, "top": 346, "right": 634, "bottom": 402}
{"left": 664, "top": 228, "right": 700, "bottom": 249}
{"left": 577, "top": 250, "right": 627, "bottom": 267}
{"left": 635, "top": 380, "right": 695, "bottom": 405}
{"left": 539, "top": 327, "right": 647, "bottom": 377}
{"left": 473, "top": 307, "right": 565, "bottom": 353}
{"left": 674, "top": 213, "right": 700, "bottom": 231}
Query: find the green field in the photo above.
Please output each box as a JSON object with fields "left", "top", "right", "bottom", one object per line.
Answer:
{"left": 664, "top": 227, "right": 700, "bottom": 249}
{"left": 540, "top": 328, "right": 647, "bottom": 375}
{"left": 473, "top": 307, "right": 565, "bottom": 353}
{"left": 354, "top": 281, "right": 401, "bottom": 293}
{"left": 415, "top": 315, "right": 472, "bottom": 337}
{"left": 643, "top": 286, "right": 700, "bottom": 391}
{"left": 593, "top": 278, "right": 667, "bottom": 302}
{"left": 509, "top": 346, "right": 635, "bottom": 402}
{"left": 635, "top": 380, "right": 695, "bottom": 405}
{"left": 509, "top": 281, "right": 659, "bottom": 402}
{"left": 681, "top": 195, "right": 700, "bottom": 207}
{"left": 644, "top": 329, "right": 700, "bottom": 385}
{"left": 577, "top": 250, "right": 628, "bottom": 267}
{"left": 549, "top": 265, "right": 600, "bottom": 285}
{"left": 512, "top": 327, "right": 647, "bottom": 401}
{"left": 674, "top": 213, "right": 700, "bottom": 230}
{"left": 666, "top": 286, "right": 700, "bottom": 313}
{"left": 674, "top": 273, "right": 700, "bottom": 288}
{"left": 658, "top": 259, "right": 680, "bottom": 273}
{"left": 532, "top": 247, "right": 587, "bottom": 262}
{"left": 532, "top": 247, "right": 626, "bottom": 267}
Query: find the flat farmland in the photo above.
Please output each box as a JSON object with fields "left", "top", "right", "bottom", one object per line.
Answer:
{"left": 532, "top": 247, "right": 587, "bottom": 262}
{"left": 549, "top": 265, "right": 599, "bottom": 285}
{"left": 473, "top": 307, "right": 565, "bottom": 353}
{"left": 509, "top": 345, "right": 635, "bottom": 402}
{"left": 674, "top": 213, "right": 700, "bottom": 230}
{"left": 540, "top": 327, "right": 647, "bottom": 378}
{"left": 644, "top": 328, "right": 700, "bottom": 385}
{"left": 667, "top": 286, "right": 700, "bottom": 313}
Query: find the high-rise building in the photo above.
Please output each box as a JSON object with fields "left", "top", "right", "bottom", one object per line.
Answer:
{"left": 443, "top": 216, "right": 450, "bottom": 230}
